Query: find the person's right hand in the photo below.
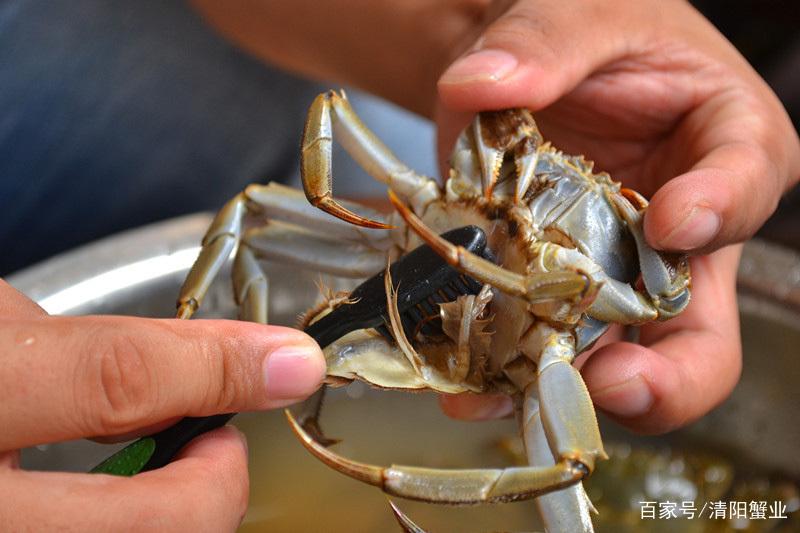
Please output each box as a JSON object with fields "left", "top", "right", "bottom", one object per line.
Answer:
{"left": 187, "top": 0, "right": 800, "bottom": 435}
{"left": 432, "top": 0, "right": 800, "bottom": 435}
{"left": 0, "top": 279, "right": 325, "bottom": 531}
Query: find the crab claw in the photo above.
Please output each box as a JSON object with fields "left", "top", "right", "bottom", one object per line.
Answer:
{"left": 473, "top": 109, "right": 543, "bottom": 202}
{"left": 286, "top": 409, "right": 587, "bottom": 504}
{"left": 611, "top": 190, "right": 691, "bottom": 318}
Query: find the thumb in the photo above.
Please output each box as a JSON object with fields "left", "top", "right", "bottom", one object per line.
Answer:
{"left": 436, "top": 0, "right": 628, "bottom": 113}
{"left": 434, "top": 0, "right": 631, "bottom": 172}
{"left": 0, "top": 315, "right": 325, "bottom": 450}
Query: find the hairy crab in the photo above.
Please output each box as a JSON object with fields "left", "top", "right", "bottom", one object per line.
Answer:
{"left": 177, "top": 90, "right": 691, "bottom": 532}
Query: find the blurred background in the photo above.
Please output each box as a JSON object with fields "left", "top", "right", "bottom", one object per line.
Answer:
{"left": 1, "top": 0, "right": 799, "bottom": 275}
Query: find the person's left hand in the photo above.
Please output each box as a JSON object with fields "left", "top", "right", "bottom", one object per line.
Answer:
{"left": 0, "top": 280, "right": 325, "bottom": 530}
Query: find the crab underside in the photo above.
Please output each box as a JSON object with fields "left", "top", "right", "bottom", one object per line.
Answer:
{"left": 176, "top": 90, "right": 691, "bottom": 533}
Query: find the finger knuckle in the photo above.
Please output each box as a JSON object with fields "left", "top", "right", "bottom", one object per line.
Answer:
{"left": 200, "top": 339, "right": 251, "bottom": 412}
{"left": 82, "top": 334, "right": 158, "bottom": 434}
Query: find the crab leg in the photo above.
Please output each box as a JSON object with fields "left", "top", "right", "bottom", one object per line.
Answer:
{"left": 246, "top": 182, "right": 391, "bottom": 245}
{"left": 609, "top": 190, "right": 691, "bottom": 318}
{"left": 539, "top": 243, "right": 664, "bottom": 324}
{"left": 517, "top": 323, "right": 607, "bottom": 477}
{"left": 286, "top": 409, "right": 587, "bottom": 504}
{"left": 514, "top": 323, "right": 605, "bottom": 532}
{"left": 531, "top": 324, "right": 606, "bottom": 474}
{"left": 232, "top": 244, "right": 269, "bottom": 323}
{"left": 521, "top": 389, "right": 595, "bottom": 533}
{"left": 177, "top": 193, "right": 246, "bottom": 318}
{"left": 245, "top": 222, "right": 386, "bottom": 279}
{"left": 389, "top": 191, "right": 597, "bottom": 306}
{"left": 176, "top": 183, "right": 390, "bottom": 318}
{"left": 301, "top": 90, "right": 440, "bottom": 225}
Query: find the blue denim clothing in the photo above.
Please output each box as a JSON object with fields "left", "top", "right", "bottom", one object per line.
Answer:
{"left": 0, "top": 0, "right": 320, "bottom": 274}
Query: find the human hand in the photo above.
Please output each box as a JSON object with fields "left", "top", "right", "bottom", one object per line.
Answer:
{"left": 0, "top": 280, "right": 324, "bottom": 530}
{"left": 434, "top": 0, "right": 800, "bottom": 433}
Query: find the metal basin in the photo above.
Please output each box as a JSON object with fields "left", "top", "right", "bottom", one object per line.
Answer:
{"left": 8, "top": 214, "right": 800, "bottom": 532}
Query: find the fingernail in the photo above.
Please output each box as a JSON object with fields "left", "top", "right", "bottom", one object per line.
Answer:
{"left": 592, "top": 375, "right": 654, "bottom": 418}
{"left": 440, "top": 50, "right": 518, "bottom": 85}
{"left": 263, "top": 345, "right": 325, "bottom": 401}
{"left": 661, "top": 206, "right": 721, "bottom": 250}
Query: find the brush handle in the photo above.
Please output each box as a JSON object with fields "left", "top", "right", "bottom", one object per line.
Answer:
{"left": 90, "top": 414, "right": 235, "bottom": 476}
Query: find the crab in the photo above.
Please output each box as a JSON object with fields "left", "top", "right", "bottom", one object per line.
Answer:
{"left": 176, "top": 90, "right": 690, "bottom": 532}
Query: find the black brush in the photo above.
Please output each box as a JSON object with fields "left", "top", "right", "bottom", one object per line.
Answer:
{"left": 91, "top": 225, "right": 492, "bottom": 476}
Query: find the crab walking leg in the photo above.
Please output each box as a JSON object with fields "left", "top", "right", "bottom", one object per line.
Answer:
{"left": 246, "top": 182, "right": 391, "bottom": 246}
{"left": 176, "top": 183, "right": 391, "bottom": 318}
{"left": 245, "top": 222, "right": 386, "bottom": 279}
{"left": 389, "top": 190, "right": 597, "bottom": 305}
{"left": 177, "top": 193, "right": 247, "bottom": 318}
{"left": 233, "top": 241, "right": 270, "bottom": 331}
{"left": 521, "top": 388, "right": 595, "bottom": 533}
{"left": 524, "top": 323, "right": 607, "bottom": 474}
{"left": 609, "top": 190, "right": 691, "bottom": 318}
{"left": 232, "top": 244, "right": 269, "bottom": 323}
{"left": 293, "top": 387, "right": 340, "bottom": 448}
{"left": 301, "top": 90, "right": 440, "bottom": 226}
{"left": 286, "top": 410, "right": 587, "bottom": 504}
{"left": 540, "top": 242, "right": 680, "bottom": 324}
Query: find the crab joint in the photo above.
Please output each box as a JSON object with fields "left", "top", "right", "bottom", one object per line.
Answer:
{"left": 286, "top": 409, "right": 588, "bottom": 504}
